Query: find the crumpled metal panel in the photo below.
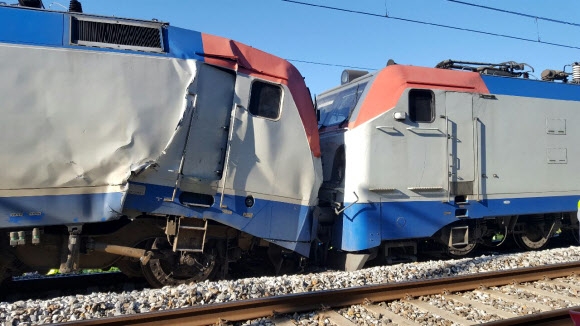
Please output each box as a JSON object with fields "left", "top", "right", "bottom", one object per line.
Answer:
{"left": 0, "top": 44, "right": 195, "bottom": 191}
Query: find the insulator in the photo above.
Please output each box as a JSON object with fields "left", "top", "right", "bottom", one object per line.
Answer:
{"left": 32, "top": 228, "right": 40, "bottom": 245}
{"left": 573, "top": 63, "right": 580, "bottom": 83}
{"left": 69, "top": 0, "right": 82, "bottom": 13}
{"left": 9, "top": 232, "right": 18, "bottom": 246}
{"left": 18, "top": 231, "right": 25, "bottom": 245}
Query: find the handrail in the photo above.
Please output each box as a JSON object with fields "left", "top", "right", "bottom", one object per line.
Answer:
{"left": 406, "top": 127, "right": 441, "bottom": 131}
{"left": 444, "top": 114, "right": 450, "bottom": 203}
{"left": 473, "top": 117, "right": 480, "bottom": 202}
{"left": 164, "top": 93, "right": 197, "bottom": 203}
{"left": 219, "top": 104, "right": 241, "bottom": 210}
{"left": 335, "top": 192, "right": 359, "bottom": 215}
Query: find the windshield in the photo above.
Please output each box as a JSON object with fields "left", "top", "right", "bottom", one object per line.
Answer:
{"left": 318, "top": 82, "right": 367, "bottom": 128}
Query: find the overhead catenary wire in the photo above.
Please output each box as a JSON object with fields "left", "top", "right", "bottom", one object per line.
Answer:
{"left": 286, "top": 58, "right": 377, "bottom": 70}
{"left": 281, "top": 0, "right": 580, "bottom": 50}
{"left": 447, "top": 0, "right": 580, "bottom": 28}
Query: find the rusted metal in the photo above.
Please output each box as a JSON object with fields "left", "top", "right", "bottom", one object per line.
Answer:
{"left": 91, "top": 243, "right": 151, "bottom": 265}
{"left": 482, "top": 307, "right": 579, "bottom": 326}
{"left": 63, "top": 261, "right": 580, "bottom": 326}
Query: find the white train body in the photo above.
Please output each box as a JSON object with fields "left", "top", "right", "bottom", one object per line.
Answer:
{"left": 317, "top": 64, "right": 580, "bottom": 263}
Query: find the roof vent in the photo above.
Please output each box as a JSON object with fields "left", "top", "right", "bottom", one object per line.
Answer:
{"left": 70, "top": 16, "right": 165, "bottom": 53}
{"left": 18, "top": 0, "right": 43, "bottom": 8}
{"left": 68, "top": 0, "right": 82, "bottom": 13}
{"left": 341, "top": 70, "right": 368, "bottom": 85}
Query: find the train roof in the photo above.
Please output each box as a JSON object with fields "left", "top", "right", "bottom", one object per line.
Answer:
{"left": 0, "top": 4, "right": 320, "bottom": 157}
{"left": 319, "top": 63, "right": 580, "bottom": 129}
{"left": 201, "top": 34, "right": 320, "bottom": 157}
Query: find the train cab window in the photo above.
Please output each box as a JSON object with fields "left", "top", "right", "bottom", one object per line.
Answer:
{"left": 249, "top": 81, "right": 282, "bottom": 120}
{"left": 409, "top": 89, "right": 434, "bottom": 123}
{"left": 317, "top": 82, "right": 368, "bottom": 128}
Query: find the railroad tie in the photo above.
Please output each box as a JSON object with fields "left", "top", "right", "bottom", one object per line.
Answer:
{"left": 519, "top": 284, "right": 580, "bottom": 305}
{"left": 321, "top": 310, "right": 357, "bottom": 326}
{"left": 364, "top": 304, "right": 421, "bottom": 326}
{"left": 272, "top": 316, "right": 297, "bottom": 326}
{"left": 445, "top": 294, "right": 518, "bottom": 319}
{"left": 546, "top": 279, "right": 580, "bottom": 294}
{"left": 477, "top": 289, "right": 552, "bottom": 312}
{"left": 402, "top": 299, "right": 473, "bottom": 325}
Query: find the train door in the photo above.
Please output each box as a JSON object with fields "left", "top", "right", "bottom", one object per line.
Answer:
{"left": 445, "top": 92, "right": 475, "bottom": 201}
{"left": 218, "top": 77, "right": 284, "bottom": 200}
{"left": 182, "top": 64, "right": 236, "bottom": 181}
{"left": 404, "top": 89, "right": 448, "bottom": 193}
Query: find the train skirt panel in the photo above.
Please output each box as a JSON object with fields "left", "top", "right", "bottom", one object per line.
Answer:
{"left": 336, "top": 194, "right": 579, "bottom": 252}
{"left": 0, "top": 188, "right": 124, "bottom": 228}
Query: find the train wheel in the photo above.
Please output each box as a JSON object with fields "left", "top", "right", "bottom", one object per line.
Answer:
{"left": 115, "top": 257, "right": 143, "bottom": 278}
{"left": 571, "top": 227, "right": 580, "bottom": 244}
{"left": 0, "top": 251, "right": 15, "bottom": 286}
{"left": 569, "top": 215, "right": 580, "bottom": 244}
{"left": 115, "top": 240, "right": 148, "bottom": 278}
{"left": 0, "top": 265, "right": 9, "bottom": 287}
{"left": 141, "top": 238, "right": 216, "bottom": 287}
{"left": 447, "top": 242, "right": 477, "bottom": 257}
{"left": 513, "top": 223, "right": 552, "bottom": 250}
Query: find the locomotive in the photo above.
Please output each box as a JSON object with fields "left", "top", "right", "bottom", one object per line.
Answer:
{"left": 0, "top": 1, "right": 321, "bottom": 287}
{"left": 1, "top": 2, "right": 579, "bottom": 287}
{"left": 316, "top": 60, "right": 580, "bottom": 268}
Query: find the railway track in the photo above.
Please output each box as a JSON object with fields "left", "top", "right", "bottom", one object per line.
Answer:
{"left": 0, "top": 272, "right": 147, "bottom": 302}
{"left": 61, "top": 261, "right": 580, "bottom": 326}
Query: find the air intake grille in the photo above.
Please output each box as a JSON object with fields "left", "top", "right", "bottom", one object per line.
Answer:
{"left": 70, "top": 17, "right": 165, "bottom": 53}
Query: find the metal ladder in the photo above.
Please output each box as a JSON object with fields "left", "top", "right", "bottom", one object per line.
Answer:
{"left": 173, "top": 218, "right": 208, "bottom": 253}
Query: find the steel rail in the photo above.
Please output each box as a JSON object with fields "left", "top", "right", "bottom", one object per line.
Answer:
{"left": 482, "top": 306, "right": 580, "bottom": 326}
{"left": 1, "top": 272, "right": 136, "bottom": 301}
{"left": 64, "top": 261, "right": 580, "bottom": 326}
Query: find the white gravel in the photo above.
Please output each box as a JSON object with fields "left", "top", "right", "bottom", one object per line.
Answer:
{"left": 1, "top": 246, "right": 580, "bottom": 325}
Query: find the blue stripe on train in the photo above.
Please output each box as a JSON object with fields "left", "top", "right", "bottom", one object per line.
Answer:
{"left": 0, "top": 5, "right": 205, "bottom": 61}
{"left": 482, "top": 75, "right": 580, "bottom": 101}
{"left": 123, "top": 182, "right": 314, "bottom": 256}
{"left": 0, "top": 191, "right": 124, "bottom": 228}
{"left": 0, "top": 182, "right": 313, "bottom": 256}
{"left": 336, "top": 194, "right": 580, "bottom": 251}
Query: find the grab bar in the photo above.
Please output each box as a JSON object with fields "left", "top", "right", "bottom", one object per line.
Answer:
{"left": 335, "top": 192, "right": 359, "bottom": 215}
{"left": 473, "top": 117, "right": 480, "bottom": 202}
{"left": 444, "top": 114, "right": 450, "bottom": 203}
{"left": 219, "top": 104, "right": 242, "bottom": 209}
{"left": 406, "top": 127, "right": 441, "bottom": 131}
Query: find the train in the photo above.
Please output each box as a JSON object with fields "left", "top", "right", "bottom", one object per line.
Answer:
{"left": 1, "top": 1, "right": 579, "bottom": 288}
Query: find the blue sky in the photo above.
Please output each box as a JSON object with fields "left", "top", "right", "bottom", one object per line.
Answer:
{"left": 53, "top": 0, "right": 580, "bottom": 95}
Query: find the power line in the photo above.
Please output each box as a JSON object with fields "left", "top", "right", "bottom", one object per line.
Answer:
{"left": 287, "top": 58, "right": 377, "bottom": 70}
{"left": 283, "top": 0, "right": 386, "bottom": 18}
{"left": 281, "top": 0, "right": 580, "bottom": 50}
{"left": 447, "top": 0, "right": 580, "bottom": 28}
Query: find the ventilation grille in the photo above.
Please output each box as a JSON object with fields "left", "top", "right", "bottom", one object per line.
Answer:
{"left": 70, "top": 17, "right": 165, "bottom": 53}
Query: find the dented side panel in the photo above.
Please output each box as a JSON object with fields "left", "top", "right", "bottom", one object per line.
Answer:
{"left": 0, "top": 43, "right": 195, "bottom": 227}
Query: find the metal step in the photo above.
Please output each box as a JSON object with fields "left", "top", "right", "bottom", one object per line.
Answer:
{"left": 173, "top": 219, "right": 208, "bottom": 252}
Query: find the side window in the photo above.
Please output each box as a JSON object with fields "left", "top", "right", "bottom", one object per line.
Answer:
{"left": 249, "top": 81, "right": 282, "bottom": 120}
{"left": 317, "top": 82, "right": 368, "bottom": 127}
{"left": 409, "top": 89, "right": 434, "bottom": 123}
